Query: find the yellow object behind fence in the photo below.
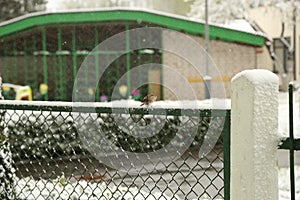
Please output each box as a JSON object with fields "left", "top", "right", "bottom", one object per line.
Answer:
{"left": 39, "top": 83, "right": 48, "bottom": 95}
{"left": 2, "top": 83, "right": 32, "bottom": 101}
{"left": 16, "top": 86, "right": 32, "bottom": 101}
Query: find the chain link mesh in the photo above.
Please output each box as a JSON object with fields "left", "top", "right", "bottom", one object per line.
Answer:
{"left": 0, "top": 102, "right": 229, "bottom": 199}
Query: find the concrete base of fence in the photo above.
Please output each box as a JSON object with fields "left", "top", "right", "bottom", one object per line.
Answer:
{"left": 231, "top": 69, "right": 279, "bottom": 200}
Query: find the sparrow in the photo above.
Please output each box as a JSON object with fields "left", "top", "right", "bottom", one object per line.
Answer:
{"left": 140, "top": 93, "right": 157, "bottom": 106}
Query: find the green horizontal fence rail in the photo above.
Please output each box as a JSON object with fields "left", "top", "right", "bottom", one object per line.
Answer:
{"left": 279, "top": 138, "right": 300, "bottom": 150}
{"left": 0, "top": 101, "right": 230, "bottom": 199}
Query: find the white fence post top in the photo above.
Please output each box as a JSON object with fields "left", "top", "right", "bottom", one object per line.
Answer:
{"left": 231, "top": 69, "right": 279, "bottom": 200}
{"left": 232, "top": 69, "right": 279, "bottom": 85}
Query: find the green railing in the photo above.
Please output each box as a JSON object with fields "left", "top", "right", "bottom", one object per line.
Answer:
{"left": 0, "top": 22, "right": 162, "bottom": 101}
{"left": 0, "top": 9, "right": 266, "bottom": 102}
{"left": 0, "top": 101, "right": 230, "bottom": 199}
{"left": 278, "top": 83, "right": 300, "bottom": 200}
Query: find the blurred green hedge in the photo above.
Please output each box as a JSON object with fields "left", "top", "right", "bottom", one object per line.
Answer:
{"left": 6, "top": 111, "right": 216, "bottom": 161}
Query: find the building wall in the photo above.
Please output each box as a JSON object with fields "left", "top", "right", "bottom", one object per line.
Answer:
{"left": 249, "top": 6, "right": 299, "bottom": 88}
{"left": 163, "top": 31, "right": 272, "bottom": 100}
{"left": 248, "top": 7, "right": 289, "bottom": 38}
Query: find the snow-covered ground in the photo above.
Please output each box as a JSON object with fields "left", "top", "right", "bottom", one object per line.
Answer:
{"left": 279, "top": 166, "right": 300, "bottom": 200}
{"left": 15, "top": 175, "right": 178, "bottom": 200}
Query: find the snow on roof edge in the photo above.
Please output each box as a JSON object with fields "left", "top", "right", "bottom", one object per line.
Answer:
{"left": 0, "top": 7, "right": 267, "bottom": 37}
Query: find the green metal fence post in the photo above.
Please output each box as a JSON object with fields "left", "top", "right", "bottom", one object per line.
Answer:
{"left": 42, "top": 27, "right": 48, "bottom": 100}
{"left": 32, "top": 38, "right": 38, "bottom": 92}
{"left": 13, "top": 41, "right": 18, "bottom": 83}
{"left": 72, "top": 26, "right": 77, "bottom": 80}
{"left": 72, "top": 26, "right": 77, "bottom": 100}
{"left": 57, "top": 27, "right": 65, "bottom": 100}
{"left": 223, "top": 110, "right": 231, "bottom": 200}
{"left": 138, "top": 31, "right": 142, "bottom": 91}
{"left": 94, "top": 25, "right": 100, "bottom": 102}
{"left": 125, "top": 23, "right": 131, "bottom": 97}
{"left": 23, "top": 39, "right": 29, "bottom": 85}
{"left": 289, "top": 83, "right": 295, "bottom": 200}
{"left": 161, "top": 29, "right": 164, "bottom": 100}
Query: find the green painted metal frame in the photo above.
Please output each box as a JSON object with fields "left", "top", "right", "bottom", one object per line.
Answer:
{"left": 94, "top": 25, "right": 100, "bottom": 102}
{"left": 32, "top": 38, "right": 38, "bottom": 91}
{"left": 288, "top": 83, "right": 295, "bottom": 200}
{"left": 0, "top": 9, "right": 265, "bottom": 47}
{"left": 41, "top": 27, "right": 48, "bottom": 100}
{"left": 278, "top": 83, "right": 300, "bottom": 200}
{"left": 223, "top": 111, "right": 231, "bottom": 200}
{"left": 280, "top": 138, "right": 300, "bottom": 150}
{"left": 0, "top": 100, "right": 229, "bottom": 116}
{"left": 57, "top": 27, "right": 65, "bottom": 100}
{"left": 0, "top": 9, "right": 266, "bottom": 102}
{"left": 125, "top": 23, "right": 131, "bottom": 96}
{"left": 71, "top": 26, "right": 77, "bottom": 101}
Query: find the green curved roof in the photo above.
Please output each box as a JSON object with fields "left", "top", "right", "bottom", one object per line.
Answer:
{"left": 0, "top": 8, "right": 265, "bottom": 46}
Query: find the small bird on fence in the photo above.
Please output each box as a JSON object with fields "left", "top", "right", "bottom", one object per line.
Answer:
{"left": 140, "top": 93, "right": 157, "bottom": 106}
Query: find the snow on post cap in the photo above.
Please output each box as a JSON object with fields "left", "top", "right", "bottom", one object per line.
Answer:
{"left": 232, "top": 69, "right": 279, "bottom": 85}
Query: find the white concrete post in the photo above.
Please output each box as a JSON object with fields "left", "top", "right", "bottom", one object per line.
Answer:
{"left": 231, "top": 69, "right": 279, "bottom": 200}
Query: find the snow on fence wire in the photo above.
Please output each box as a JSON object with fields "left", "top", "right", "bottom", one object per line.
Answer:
{"left": 0, "top": 101, "right": 230, "bottom": 200}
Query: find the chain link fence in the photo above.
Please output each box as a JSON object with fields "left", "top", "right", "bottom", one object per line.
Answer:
{"left": 0, "top": 101, "right": 230, "bottom": 200}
